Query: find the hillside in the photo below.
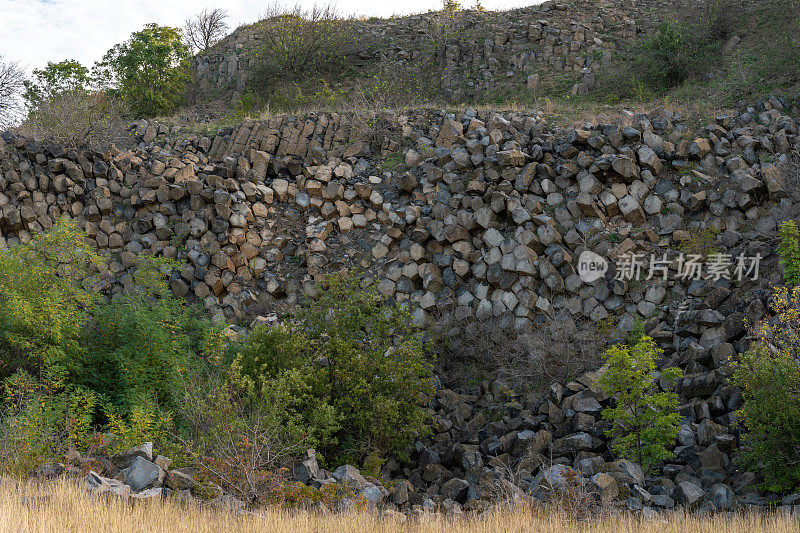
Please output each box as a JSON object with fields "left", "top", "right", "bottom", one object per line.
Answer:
{"left": 186, "top": 0, "right": 798, "bottom": 119}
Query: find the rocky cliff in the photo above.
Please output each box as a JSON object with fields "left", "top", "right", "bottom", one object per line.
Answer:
{"left": 4, "top": 90, "right": 800, "bottom": 513}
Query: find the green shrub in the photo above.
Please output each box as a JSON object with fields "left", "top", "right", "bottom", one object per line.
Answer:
{"left": 0, "top": 220, "right": 210, "bottom": 472}
{"left": 78, "top": 259, "right": 207, "bottom": 413}
{"left": 173, "top": 362, "right": 317, "bottom": 502}
{"left": 730, "top": 286, "right": 800, "bottom": 493}
{"left": 597, "top": 336, "right": 683, "bottom": 473}
{"left": 641, "top": 21, "right": 691, "bottom": 90}
{"left": 777, "top": 220, "right": 800, "bottom": 286}
{"left": 595, "top": 16, "right": 720, "bottom": 99}
{"left": 0, "top": 371, "right": 98, "bottom": 475}
{"left": 235, "top": 273, "right": 434, "bottom": 466}
{"left": 0, "top": 218, "right": 104, "bottom": 383}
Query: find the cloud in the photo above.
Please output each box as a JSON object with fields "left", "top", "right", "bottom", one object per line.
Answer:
{"left": 0, "top": 0, "right": 536, "bottom": 72}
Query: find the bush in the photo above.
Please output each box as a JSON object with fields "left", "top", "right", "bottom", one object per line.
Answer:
{"left": 731, "top": 286, "right": 800, "bottom": 492}
{"left": 595, "top": 14, "right": 721, "bottom": 99}
{"left": 0, "top": 220, "right": 210, "bottom": 473}
{"left": 78, "top": 258, "right": 208, "bottom": 414}
{"left": 0, "top": 218, "right": 104, "bottom": 383}
{"left": 235, "top": 273, "right": 434, "bottom": 466}
{"left": 597, "top": 336, "right": 683, "bottom": 473}
{"left": 253, "top": 3, "right": 353, "bottom": 84}
{"left": 174, "top": 362, "right": 314, "bottom": 502}
{"left": 778, "top": 220, "right": 800, "bottom": 286}
{"left": 432, "top": 312, "right": 609, "bottom": 391}
{"left": 0, "top": 372, "right": 97, "bottom": 475}
{"left": 640, "top": 21, "right": 692, "bottom": 90}
{"left": 21, "top": 90, "right": 130, "bottom": 149}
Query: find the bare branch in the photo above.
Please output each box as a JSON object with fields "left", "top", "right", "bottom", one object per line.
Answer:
{"left": 184, "top": 8, "right": 230, "bottom": 53}
{"left": 0, "top": 55, "right": 25, "bottom": 129}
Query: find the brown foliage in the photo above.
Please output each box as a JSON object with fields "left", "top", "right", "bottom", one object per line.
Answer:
{"left": 19, "top": 90, "right": 132, "bottom": 149}
{"left": 432, "top": 312, "right": 609, "bottom": 391}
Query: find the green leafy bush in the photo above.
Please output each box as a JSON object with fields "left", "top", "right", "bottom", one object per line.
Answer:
{"left": 0, "top": 371, "right": 97, "bottom": 475}
{"left": 0, "top": 220, "right": 209, "bottom": 473}
{"left": 730, "top": 286, "right": 800, "bottom": 493}
{"left": 173, "top": 360, "right": 317, "bottom": 502}
{"left": 235, "top": 273, "right": 434, "bottom": 466}
{"left": 595, "top": 15, "right": 720, "bottom": 99}
{"left": 0, "top": 218, "right": 104, "bottom": 383}
{"left": 78, "top": 257, "right": 207, "bottom": 413}
{"left": 597, "top": 336, "right": 683, "bottom": 473}
{"left": 777, "top": 220, "right": 800, "bottom": 286}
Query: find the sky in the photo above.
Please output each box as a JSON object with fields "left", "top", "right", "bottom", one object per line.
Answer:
{"left": 0, "top": 0, "right": 538, "bottom": 72}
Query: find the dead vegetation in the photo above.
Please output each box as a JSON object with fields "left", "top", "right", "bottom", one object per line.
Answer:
{"left": 18, "top": 90, "right": 132, "bottom": 149}
{"left": 431, "top": 312, "right": 613, "bottom": 391}
{"left": 1, "top": 478, "right": 799, "bottom": 533}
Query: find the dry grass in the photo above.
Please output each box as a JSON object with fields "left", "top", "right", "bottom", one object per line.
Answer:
{"left": 1, "top": 479, "right": 799, "bottom": 533}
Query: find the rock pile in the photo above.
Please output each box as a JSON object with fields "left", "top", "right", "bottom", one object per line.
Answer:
{"left": 3, "top": 92, "right": 800, "bottom": 516}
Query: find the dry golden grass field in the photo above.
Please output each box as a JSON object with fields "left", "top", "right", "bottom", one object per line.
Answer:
{"left": 0, "top": 480, "right": 798, "bottom": 533}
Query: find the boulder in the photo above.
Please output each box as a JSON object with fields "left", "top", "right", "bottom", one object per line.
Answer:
{"left": 85, "top": 471, "right": 131, "bottom": 498}
{"left": 126, "top": 456, "right": 164, "bottom": 492}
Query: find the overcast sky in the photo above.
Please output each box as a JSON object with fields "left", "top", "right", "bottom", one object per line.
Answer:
{"left": 1, "top": 0, "right": 538, "bottom": 72}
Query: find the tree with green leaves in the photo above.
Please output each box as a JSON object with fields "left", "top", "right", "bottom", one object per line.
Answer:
{"left": 730, "top": 286, "right": 800, "bottom": 493}
{"left": 234, "top": 273, "right": 434, "bottom": 466}
{"left": 22, "top": 59, "right": 91, "bottom": 106}
{"left": 778, "top": 220, "right": 800, "bottom": 286}
{"left": 94, "top": 23, "right": 190, "bottom": 117}
{"left": 597, "top": 336, "right": 683, "bottom": 473}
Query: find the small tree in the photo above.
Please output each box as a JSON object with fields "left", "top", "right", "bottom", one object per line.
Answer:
{"left": 0, "top": 55, "right": 25, "bottom": 128}
{"left": 22, "top": 60, "right": 91, "bottom": 106}
{"left": 183, "top": 8, "right": 230, "bottom": 53}
{"left": 94, "top": 23, "right": 190, "bottom": 117}
{"left": 21, "top": 90, "right": 129, "bottom": 149}
{"left": 597, "top": 336, "right": 683, "bottom": 473}
{"left": 731, "top": 285, "right": 800, "bottom": 492}
{"left": 778, "top": 220, "right": 800, "bottom": 286}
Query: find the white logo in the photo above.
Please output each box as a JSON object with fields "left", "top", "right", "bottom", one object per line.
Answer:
{"left": 578, "top": 251, "right": 609, "bottom": 283}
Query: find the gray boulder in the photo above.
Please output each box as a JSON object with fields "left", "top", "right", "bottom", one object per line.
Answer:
{"left": 126, "top": 456, "right": 164, "bottom": 492}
